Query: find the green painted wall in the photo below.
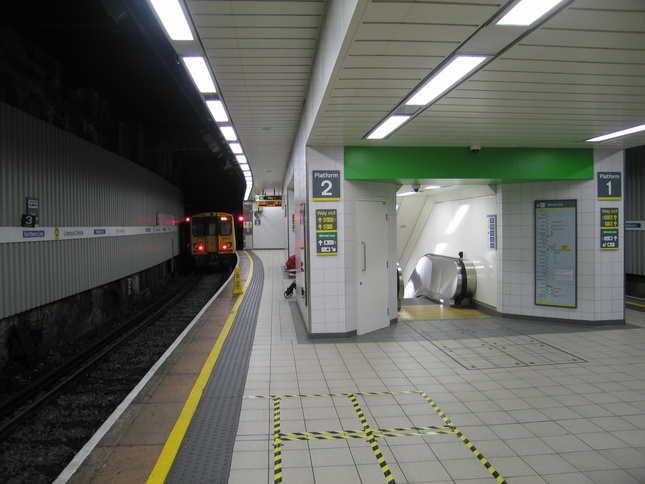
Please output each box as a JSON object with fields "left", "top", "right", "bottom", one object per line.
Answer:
{"left": 344, "top": 146, "right": 594, "bottom": 181}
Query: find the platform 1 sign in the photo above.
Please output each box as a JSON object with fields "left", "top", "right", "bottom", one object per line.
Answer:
{"left": 597, "top": 172, "right": 622, "bottom": 200}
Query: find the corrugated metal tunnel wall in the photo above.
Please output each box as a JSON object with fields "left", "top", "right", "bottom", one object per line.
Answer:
{"left": 0, "top": 102, "right": 184, "bottom": 320}
{"left": 626, "top": 146, "right": 645, "bottom": 276}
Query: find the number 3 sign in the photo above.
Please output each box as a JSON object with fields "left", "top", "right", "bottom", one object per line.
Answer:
{"left": 312, "top": 170, "right": 341, "bottom": 201}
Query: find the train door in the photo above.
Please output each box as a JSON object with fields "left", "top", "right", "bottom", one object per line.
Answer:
{"left": 356, "top": 199, "right": 389, "bottom": 335}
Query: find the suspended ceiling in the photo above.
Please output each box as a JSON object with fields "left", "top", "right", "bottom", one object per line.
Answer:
{"left": 182, "top": 0, "right": 645, "bottom": 196}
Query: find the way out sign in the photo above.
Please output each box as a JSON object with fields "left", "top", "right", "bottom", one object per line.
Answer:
{"left": 312, "top": 170, "right": 341, "bottom": 201}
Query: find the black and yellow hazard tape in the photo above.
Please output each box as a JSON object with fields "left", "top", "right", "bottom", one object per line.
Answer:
{"left": 273, "top": 397, "right": 283, "bottom": 484}
{"left": 419, "top": 391, "right": 507, "bottom": 484}
{"left": 279, "top": 425, "right": 456, "bottom": 441}
{"left": 251, "top": 390, "right": 507, "bottom": 484}
{"left": 348, "top": 393, "right": 396, "bottom": 484}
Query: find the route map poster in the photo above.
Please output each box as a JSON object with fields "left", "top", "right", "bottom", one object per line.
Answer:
{"left": 534, "top": 200, "right": 577, "bottom": 308}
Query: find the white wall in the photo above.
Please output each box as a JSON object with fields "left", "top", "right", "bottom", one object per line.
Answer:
{"left": 306, "top": 147, "right": 398, "bottom": 335}
{"left": 398, "top": 186, "right": 498, "bottom": 307}
{"left": 497, "top": 149, "right": 624, "bottom": 323}
{"left": 251, "top": 206, "right": 286, "bottom": 249}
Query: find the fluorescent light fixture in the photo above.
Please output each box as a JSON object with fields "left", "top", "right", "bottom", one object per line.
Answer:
{"left": 150, "top": 0, "right": 193, "bottom": 40}
{"left": 367, "top": 115, "right": 410, "bottom": 139}
{"left": 206, "top": 100, "right": 228, "bottom": 122}
{"left": 230, "top": 142, "right": 243, "bottom": 154}
{"left": 183, "top": 57, "right": 216, "bottom": 93}
{"left": 236, "top": 155, "right": 247, "bottom": 164}
{"left": 220, "top": 126, "right": 237, "bottom": 141}
{"left": 406, "top": 56, "right": 487, "bottom": 106}
{"left": 239, "top": 164, "right": 250, "bottom": 171}
{"left": 396, "top": 191, "right": 417, "bottom": 197}
{"left": 497, "top": 0, "right": 565, "bottom": 26}
{"left": 242, "top": 170, "right": 252, "bottom": 176}
{"left": 424, "top": 185, "right": 441, "bottom": 190}
{"left": 586, "top": 123, "right": 645, "bottom": 143}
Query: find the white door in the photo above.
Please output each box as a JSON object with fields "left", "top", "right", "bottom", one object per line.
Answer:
{"left": 356, "top": 199, "right": 389, "bottom": 335}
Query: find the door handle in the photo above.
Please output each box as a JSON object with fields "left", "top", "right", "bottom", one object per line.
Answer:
{"left": 362, "top": 241, "right": 366, "bottom": 271}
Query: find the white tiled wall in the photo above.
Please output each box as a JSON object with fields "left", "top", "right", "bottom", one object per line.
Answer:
{"left": 497, "top": 149, "right": 625, "bottom": 323}
{"left": 251, "top": 206, "right": 286, "bottom": 249}
{"left": 398, "top": 190, "right": 498, "bottom": 307}
{"left": 305, "top": 147, "right": 397, "bottom": 335}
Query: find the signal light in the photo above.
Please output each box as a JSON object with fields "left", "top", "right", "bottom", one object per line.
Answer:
{"left": 237, "top": 215, "right": 244, "bottom": 223}
{"left": 184, "top": 216, "right": 191, "bottom": 223}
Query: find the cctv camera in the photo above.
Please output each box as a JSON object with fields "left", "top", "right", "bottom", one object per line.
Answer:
{"left": 470, "top": 144, "right": 481, "bottom": 154}
{"left": 412, "top": 184, "right": 420, "bottom": 193}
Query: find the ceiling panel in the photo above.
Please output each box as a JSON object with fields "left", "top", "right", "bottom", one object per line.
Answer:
{"left": 184, "top": 0, "right": 645, "bottom": 195}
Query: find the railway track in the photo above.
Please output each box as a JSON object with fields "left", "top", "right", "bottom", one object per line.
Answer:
{"left": 0, "top": 271, "right": 228, "bottom": 483}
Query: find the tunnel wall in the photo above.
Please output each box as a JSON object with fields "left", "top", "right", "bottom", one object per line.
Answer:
{"left": 0, "top": 102, "right": 184, "bottom": 321}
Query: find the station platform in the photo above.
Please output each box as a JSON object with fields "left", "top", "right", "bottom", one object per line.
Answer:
{"left": 58, "top": 250, "right": 645, "bottom": 484}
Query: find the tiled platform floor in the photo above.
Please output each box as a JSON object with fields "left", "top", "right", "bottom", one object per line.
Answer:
{"left": 230, "top": 250, "right": 645, "bottom": 484}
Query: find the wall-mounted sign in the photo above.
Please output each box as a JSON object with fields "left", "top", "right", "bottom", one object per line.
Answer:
{"left": 600, "top": 229, "right": 619, "bottom": 250}
{"left": 312, "top": 170, "right": 341, "bottom": 201}
{"left": 23, "top": 197, "right": 40, "bottom": 227}
{"left": 255, "top": 195, "right": 282, "bottom": 207}
{"left": 316, "top": 232, "right": 337, "bottom": 255}
{"left": 315, "top": 209, "right": 338, "bottom": 255}
{"left": 600, "top": 207, "right": 619, "bottom": 250}
{"left": 535, "top": 200, "right": 577, "bottom": 308}
{"left": 316, "top": 209, "right": 337, "bottom": 231}
{"left": 597, "top": 172, "right": 622, "bottom": 200}
{"left": 626, "top": 221, "right": 644, "bottom": 230}
{"left": 487, "top": 214, "right": 497, "bottom": 250}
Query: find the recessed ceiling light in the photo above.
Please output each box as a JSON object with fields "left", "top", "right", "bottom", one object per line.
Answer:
{"left": 206, "top": 100, "right": 228, "bottom": 122}
{"left": 406, "top": 56, "right": 487, "bottom": 106}
{"left": 183, "top": 57, "right": 216, "bottom": 93}
{"left": 497, "top": 0, "right": 565, "bottom": 26}
{"left": 149, "top": 0, "right": 193, "bottom": 40}
{"left": 220, "top": 126, "right": 237, "bottom": 141}
{"left": 586, "top": 123, "right": 645, "bottom": 143}
{"left": 367, "top": 115, "right": 410, "bottom": 139}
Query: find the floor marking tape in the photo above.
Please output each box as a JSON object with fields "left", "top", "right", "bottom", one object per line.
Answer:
{"left": 419, "top": 391, "right": 507, "bottom": 484}
{"left": 146, "top": 252, "right": 254, "bottom": 484}
{"left": 279, "top": 425, "right": 456, "bottom": 441}
{"left": 348, "top": 393, "right": 396, "bottom": 484}
{"left": 250, "top": 386, "right": 508, "bottom": 483}
{"left": 273, "top": 397, "right": 283, "bottom": 484}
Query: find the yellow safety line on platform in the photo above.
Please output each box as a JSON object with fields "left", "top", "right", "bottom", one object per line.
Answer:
{"left": 627, "top": 300, "right": 645, "bottom": 308}
{"left": 146, "top": 251, "right": 254, "bottom": 484}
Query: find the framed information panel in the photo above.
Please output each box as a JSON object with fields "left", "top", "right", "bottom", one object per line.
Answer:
{"left": 535, "top": 200, "right": 577, "bottom": 308}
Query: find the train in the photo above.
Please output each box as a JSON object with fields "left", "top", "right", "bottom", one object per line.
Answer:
{"left": 182, "top": 212, "right": 237, "bottom": 268}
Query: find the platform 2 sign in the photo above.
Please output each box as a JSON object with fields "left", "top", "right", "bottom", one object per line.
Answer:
{"left": 312, "top": 170, "right": 341, "bottom": 201}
